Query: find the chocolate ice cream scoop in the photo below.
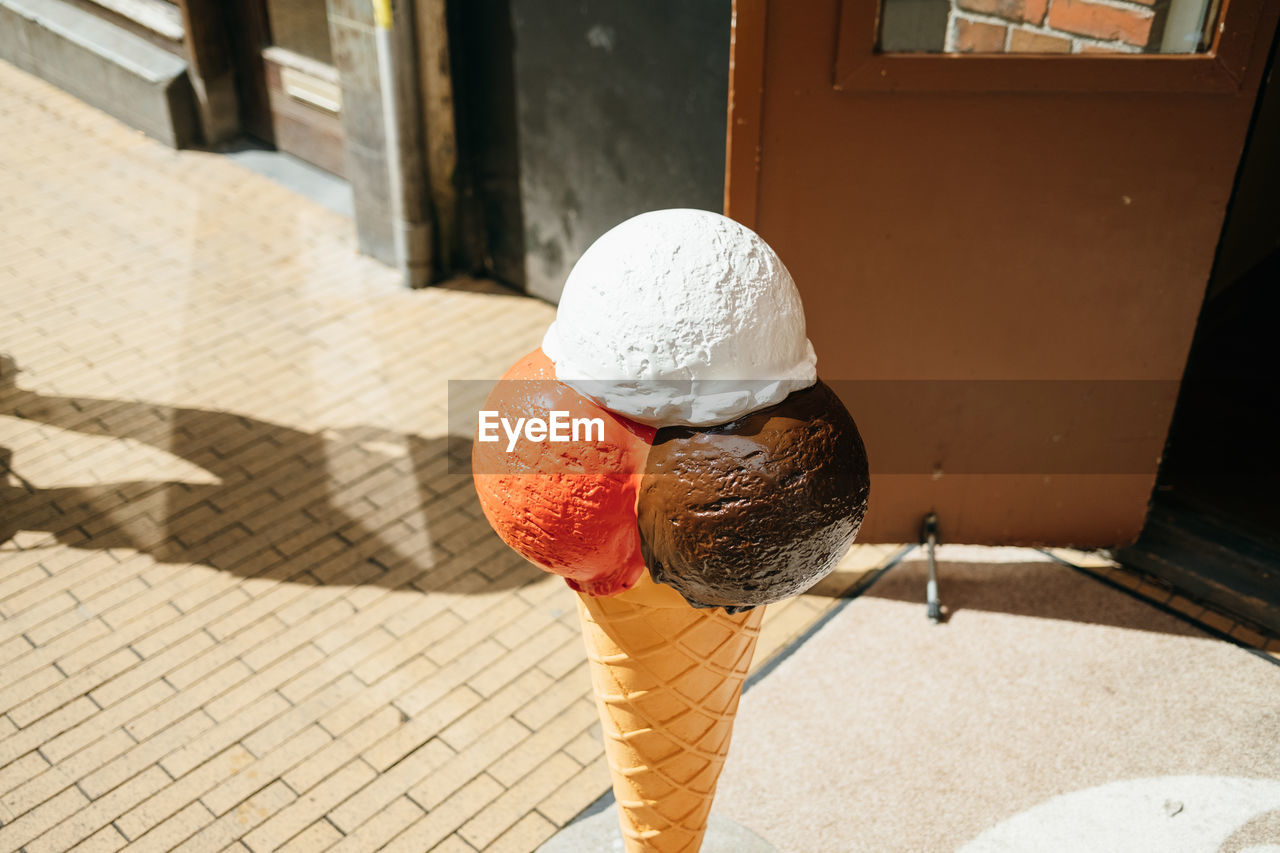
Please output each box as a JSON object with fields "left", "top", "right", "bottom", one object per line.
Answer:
{"left": 637, "top": 381, "right": 870, "bottom": 612}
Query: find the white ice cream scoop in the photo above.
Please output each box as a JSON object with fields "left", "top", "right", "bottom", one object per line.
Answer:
{"left": 541, "top": 209, "right": 817, "bottom": 427}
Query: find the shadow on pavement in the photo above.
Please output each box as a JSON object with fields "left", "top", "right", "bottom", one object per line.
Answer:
{"left": 864, "top": 555, "right": 1207, "bottom": 638}
{"left": 0, "top": 355, "right": 539, "bottom": 593}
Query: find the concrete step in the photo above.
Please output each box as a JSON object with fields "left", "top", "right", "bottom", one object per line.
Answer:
{"left": 83, "top": 0, "right": 185, "bottom": 44}
{"left": 0, "top": 0, "right": 197, "bottom": 146}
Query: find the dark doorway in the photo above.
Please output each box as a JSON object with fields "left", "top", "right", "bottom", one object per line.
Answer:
{"left": 1118, "top": 28, "right": 1280, "bottom": 633}
{"left": 449, "top": 0, "right": 731, "bottom": 302}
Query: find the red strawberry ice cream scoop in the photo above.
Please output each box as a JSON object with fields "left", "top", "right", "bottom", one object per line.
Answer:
{"left": 471, "top": 349, "right": 655, "bottom": 596}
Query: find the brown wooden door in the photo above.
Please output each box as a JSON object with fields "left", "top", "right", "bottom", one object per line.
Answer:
{"left": 257, "top": 0, "right": 346, "bottom": 176}
{"left": 724, "top": 0, "right": 1278, "bottom": 545}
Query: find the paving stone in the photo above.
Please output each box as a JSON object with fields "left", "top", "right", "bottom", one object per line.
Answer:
{"left": 0, "top": 58, "right": 891, "bottom": 853}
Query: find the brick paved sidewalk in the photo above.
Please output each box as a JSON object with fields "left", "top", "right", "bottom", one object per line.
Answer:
{"left": 0, "top": 60, "right": 895, "bottom": 852}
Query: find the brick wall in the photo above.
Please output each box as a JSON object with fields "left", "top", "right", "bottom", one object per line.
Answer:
{"left": 947, "top": 0, "right": 1164, "bottom": 54}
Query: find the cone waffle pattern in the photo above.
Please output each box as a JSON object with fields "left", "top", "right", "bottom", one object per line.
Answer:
{"left": 576, "top": 589, "right": 764, "bottom": 853}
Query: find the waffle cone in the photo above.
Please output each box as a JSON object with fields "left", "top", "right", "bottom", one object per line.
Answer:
{"left": 576, "top": 573, "right": 764, "bottom": 853}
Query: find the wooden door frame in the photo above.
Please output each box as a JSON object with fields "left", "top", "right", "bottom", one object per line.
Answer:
{"left": 225, "top": 0, "right": 275, "bottom": 143}
{"left": 726, "top": 0, "right": 1276, "bottom": 226}
{"left": 836, "top": 0, "right": 1267, "bottom": 92}
{"left": 724, "top": 0, "right": 767, "bottom": 225}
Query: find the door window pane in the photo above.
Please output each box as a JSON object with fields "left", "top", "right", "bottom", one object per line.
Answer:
{"left": 879, "top": 0, "right": 1222, "bottom": 54}
{"left": 265, "top": 0, "right": 334, "bottom": 64}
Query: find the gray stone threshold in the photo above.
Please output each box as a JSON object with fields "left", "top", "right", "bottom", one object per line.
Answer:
{"left": 223, "top": 139, "right": 355, "bottom": 220}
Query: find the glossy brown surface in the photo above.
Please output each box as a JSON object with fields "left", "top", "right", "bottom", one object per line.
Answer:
{"left": 637, "top": 382, "right": 870, "bottom": 611}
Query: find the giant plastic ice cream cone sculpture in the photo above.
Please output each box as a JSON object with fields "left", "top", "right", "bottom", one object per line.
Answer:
{"left": 576, "top": 573, "right": 763, "bottom": 852}
{"left": 473, "top": 210, "right": 870, "bottom": 852}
